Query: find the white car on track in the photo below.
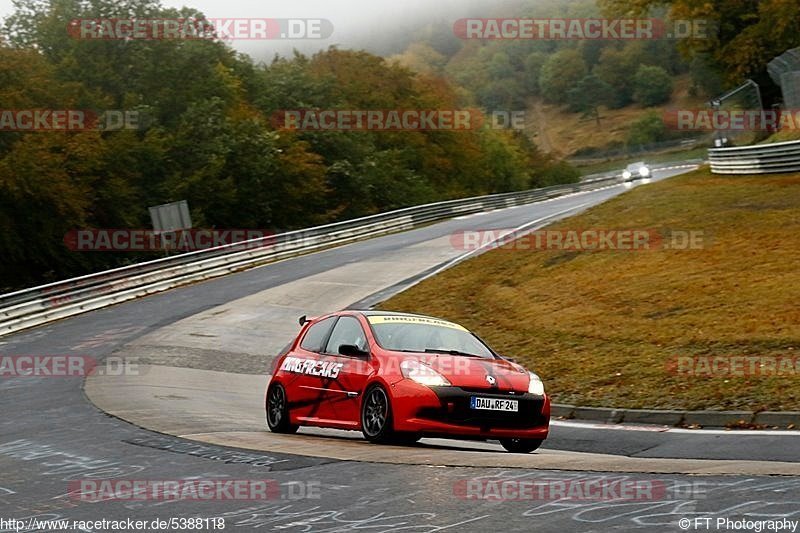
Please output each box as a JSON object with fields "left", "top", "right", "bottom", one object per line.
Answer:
{"left": 621, "top": 162, "right": 651, "bottom": 182}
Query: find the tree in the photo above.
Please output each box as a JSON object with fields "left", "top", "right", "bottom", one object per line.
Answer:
{"left": 478, "top": 129, "right": 531, "bottom": 193}
{"left": 599, "top": 0, "right": 800, "bottom": 104}
{"left": 487, "top": 52, "right": 515, "bottom": 79}
{"left": 389, "top": 43, "right": 446, "bottom": 76}
{"left": 689, "top": 53, "right": 723, "bottom": 97}
{"left": 566, "top": 74, "right": 615, "bottom": 124}
{"left": 538, "top": 49, "right": 587, "bottom": 104}
{"left": 626, "top": 111, "right": 668, "bottom": 147}
{"left": 479, "top": 79, "right": 526, "bottom": 111}
{"left": 632, "top": 65, "right": 673, "bottom": 106}
{"left": 0, "top": 2, "right": 583, "bottom": 289}
{"left": 522, "top": 51, "right": 548, "bottom": 94}
{"left": 593, "top": 45, "right": 638, "bottom": 108}
{"left": 578, "top": 40, "right": 609, "bottom": 70}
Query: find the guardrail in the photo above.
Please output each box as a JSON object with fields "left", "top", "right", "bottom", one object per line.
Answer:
{"left": 0, "top": 177, "right": 624, "bottom": 337}
{"left": 709, "top": 139, "right": 800, "bottom": 174}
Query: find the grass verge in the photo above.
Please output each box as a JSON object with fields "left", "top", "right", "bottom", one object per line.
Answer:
{"left": 379, "top": 167, "right": 800, "bottom": 411}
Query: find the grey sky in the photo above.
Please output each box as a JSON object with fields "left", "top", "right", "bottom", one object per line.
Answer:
{"left": 0, "top": 0, "right": 501, "bottom": 60}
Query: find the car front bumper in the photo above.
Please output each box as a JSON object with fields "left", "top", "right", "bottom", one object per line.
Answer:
{"left": 388, "top": 379, "right": 550, "bottom": 439}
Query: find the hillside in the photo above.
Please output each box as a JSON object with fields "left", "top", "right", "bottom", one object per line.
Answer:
{"left": 529, "top": 75, "right": 708, "bottom": 158}
{"left": 379, "top": 168, "right": 800, "bottom": 411}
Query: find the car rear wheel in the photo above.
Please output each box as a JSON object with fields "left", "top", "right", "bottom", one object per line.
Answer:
{"left": 266, "top": 383, "right": 298, "bottom": 434}
{"left": 500, "top": 438, "right": 544, "bottom": 453}
{"left": 361, "top": 385, "right": 395, "bottom": 443}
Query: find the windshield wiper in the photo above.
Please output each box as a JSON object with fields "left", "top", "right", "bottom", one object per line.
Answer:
{"left": 424, "top": 348, "right": 482, "bottom": 358}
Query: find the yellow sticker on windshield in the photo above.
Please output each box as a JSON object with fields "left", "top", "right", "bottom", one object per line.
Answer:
{"left": 367, "top": 315, "right": 467, "bottom": 331}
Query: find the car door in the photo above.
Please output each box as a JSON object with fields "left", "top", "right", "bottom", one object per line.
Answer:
{"left": 317, "top": 315, "right": 374, "bottom": 424}
{"left": 283, "top": 316, "right": 337, "bottom": 420}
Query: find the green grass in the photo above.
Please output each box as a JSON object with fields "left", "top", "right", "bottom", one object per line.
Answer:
{"left": 380, "top": 168, "right": 800, "bottom": 411}
{"left": 759, "top": 129, "right": 800, "bottom": 144}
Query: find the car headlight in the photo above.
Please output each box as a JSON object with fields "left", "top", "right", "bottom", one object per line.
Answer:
{"left": 639, "top": 167, "right": 650, "bottom": 177}
{"left": 400, "top": 359, "right": 451, "bottom": 387}
{"left": 622, "top": 170, "right": 632, "bottom": 180}
{"left": 527, "top": 372, "right": 545, "bottom": 395}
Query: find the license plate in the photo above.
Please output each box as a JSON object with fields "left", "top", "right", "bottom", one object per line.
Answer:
{"left": 470, "top": 396, "right": 518, "bottom": 412}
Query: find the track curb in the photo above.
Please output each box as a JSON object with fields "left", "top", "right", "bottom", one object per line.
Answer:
{"left": 551, "top": 404, "right": 800, "bottom": 429}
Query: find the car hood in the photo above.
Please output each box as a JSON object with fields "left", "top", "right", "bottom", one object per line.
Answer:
{"left": 411, "top": 353, "right": 531, "bottom": 392}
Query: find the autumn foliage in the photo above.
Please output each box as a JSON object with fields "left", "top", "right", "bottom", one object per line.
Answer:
{"left": 0, "top": 1, "right": 568, "bottom": 289}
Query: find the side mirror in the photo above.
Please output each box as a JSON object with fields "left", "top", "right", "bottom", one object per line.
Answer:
{"left": 338, "top": 344, "right": 368, "bottom": 357}
{"left": 298, "top": 315, "right": 307, "bottom": 326}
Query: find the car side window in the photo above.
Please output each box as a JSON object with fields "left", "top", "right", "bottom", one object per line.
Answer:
{"left": 299, "top": 317, "right": 336, "bottom": 353}
{"left": 324, "top": 316, "right": 368, "bottom": 355}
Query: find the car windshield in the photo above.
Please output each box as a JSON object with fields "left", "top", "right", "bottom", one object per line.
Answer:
{"left": 367, "top": 315, "right": 495, "bottom": 359}
{"left": 626, "top": 162, "right": 646, "bottom": 171}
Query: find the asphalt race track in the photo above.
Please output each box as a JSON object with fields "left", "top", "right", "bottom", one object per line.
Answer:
{"left": 3, "top": 166, "right": 800, "bottom": 533}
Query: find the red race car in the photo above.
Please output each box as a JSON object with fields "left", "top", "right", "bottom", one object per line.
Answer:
{"left": 265, "top": 310, "right": 550, "bottom": 453}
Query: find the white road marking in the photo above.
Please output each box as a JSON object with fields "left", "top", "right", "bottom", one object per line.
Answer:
{"left": 453, "top": 211, "right": 491, "bottom": 220}
{"left": 421, "top": 201, "right": 592, "bottom": 282}
{"left": 552, "top": 419, "right": 800, "bottom": 436}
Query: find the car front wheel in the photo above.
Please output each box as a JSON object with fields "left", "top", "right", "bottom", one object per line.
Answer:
{"left": 361, "top": 385, "right": 395, "bottom": 443}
